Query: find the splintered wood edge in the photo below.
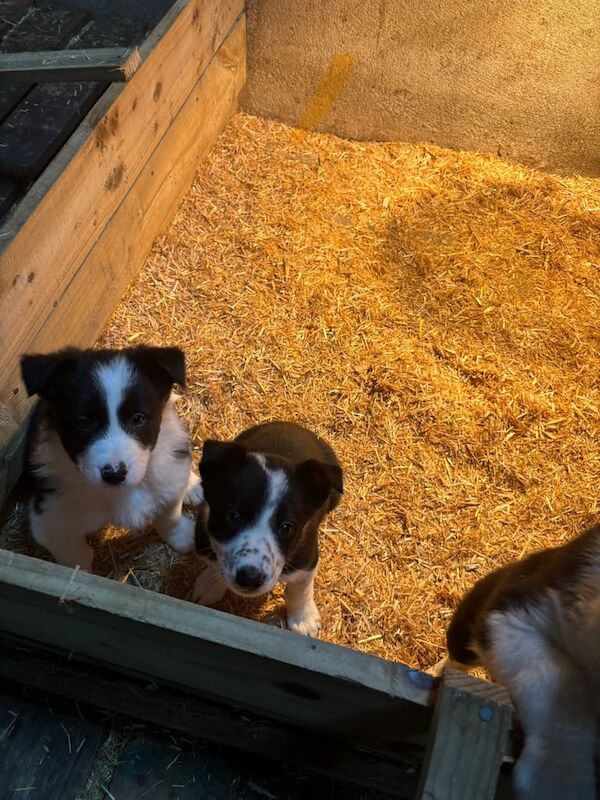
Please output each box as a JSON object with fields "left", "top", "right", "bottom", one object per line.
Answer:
{"left": 0, "top": 47, "right": 143, "bottom": 84}
{"left": 443, "top": 668, "right": 513, "bottom": 708}
{"left": 119, "top": 48, "right": 142, "bottom": 82}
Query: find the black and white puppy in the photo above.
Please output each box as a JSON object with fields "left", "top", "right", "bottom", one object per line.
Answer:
{"left": 192, "top": 421, "right": 343, "bottom": 636}
{"left": 20, "top": 345, "right": 203, "bottom": 571}
{"left": 434, "top": 524, "right": 600, "bottom": 800}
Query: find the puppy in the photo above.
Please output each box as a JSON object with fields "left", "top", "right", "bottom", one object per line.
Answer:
{"left": 434, "top": 524, "right": 600, "bottom": 800}
{"left": 192, "top": 421, "right": 343, "bottom": 636}
{"left": 20, "top": 345, "right": 203, "bottom": 571}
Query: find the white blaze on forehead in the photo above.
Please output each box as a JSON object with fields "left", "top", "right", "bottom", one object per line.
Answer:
{"left": 213, "top": 454, "right": 289, "bottom": 593}
{"left": 256, "top": 454, "right": 289, "bottom": 510}
{"left": 77, "top": 356, "right": 150, "bottom": 486}
{"left": 94, "top": 356, "right": 136, "bottom": 424}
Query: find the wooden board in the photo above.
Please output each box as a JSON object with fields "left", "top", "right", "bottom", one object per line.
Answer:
{"left": 0, "top": 6, "right": 92, "bottom": 131}
{"left": 0, "top": 639, "right": 422, "bottom": 796}
{"left": 0, "top": 15, "right": 245, "bottom": 499}
{"left": 0, "top": 1, "right": 30, "bottom": 39}
{"left": 0, "top": 549, "right": 434, "bottom": 757}
{"left": 416, "top": 669, "right": 513, "bottom": 800}
{"left": 0, "top": 686, "right": 105, "bottom": 799}
{"left": 0, "top": 81, "right": 106, "bottom": 182}
{"left": 108, "top": 731, "right": 298, "bottom": 800}
{"left": 0, "top": 0, "right": 245, "bottom": 501}
{"left": 0, "top": 47, "right": 141, "bottom": 85}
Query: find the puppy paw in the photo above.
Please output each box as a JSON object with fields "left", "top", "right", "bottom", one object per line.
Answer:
{"left": 164, "top": 515, "right": 196, "bottom": 554}
{"left": 287, "top": 602, "right": 322, "bottom": 637}
{"left": 192, "top": 568, "right": 227, "bottom": 606}
{"left": 184, "top": 472, "right": 204, "bottom": 506}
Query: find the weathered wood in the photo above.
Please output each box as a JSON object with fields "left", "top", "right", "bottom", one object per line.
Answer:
{"left": 0, "top": 686, "right": 105, "bottom": 799}
{"left": 0, "top": 7, "right": 91, "bottom": 53}
{"left": 0, "top": 47, "right": 141, "bottom": 85}
{"left": 0, "top": 0, "right": 245, "bottom": 501}
{"left": 0, "top": 549, "right": 434, "bottom": 755}
{"left": 0, "top": 82, "right": 28, "bottom": 124}
{"left": 0, "top": 174, "right": 18, "bottom": 218}
{"left": 0, "top": 6, "right": 92, "bottom": 134}
{"left": 27, "top": 16, "right": 246, "bottom": 365}
{"left": 75, "top": 14, "right": 151, "bottom": 49}
{"left": 109, "top": 733, "right": 237, "bottom": 800}
{"left": 416, "top": 669, "right": 512, "bottom": 800}
{"left": 0, "top": 14, "right": 245, "bottom": 502}
{"left": 0, "top": 639, "right": 421, "bottom": 797}
{"left": 0, "top": 81, "right": 105, "bottom": 181}
{"left": 0, "top": 0, "right": 30, "bottom": 39}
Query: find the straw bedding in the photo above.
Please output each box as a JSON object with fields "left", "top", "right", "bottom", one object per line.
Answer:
{"left": 3, "top": 112, "right": 600, "bottom": 670}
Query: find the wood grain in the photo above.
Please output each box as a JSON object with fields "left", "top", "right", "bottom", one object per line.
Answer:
{"left": 0, "top": 549, "right": 433, "bottom": 755}
{"left": 0, "top": 47, "right": 141, "bottom": 85}
{"left": 0, "top": 639, "right": 422, "bottom": 796}
{"left": 0, "top": 0, "right": 244, "bottom": 500}
{"left": 416, "top": 669, "right": 512, "bottom": 800}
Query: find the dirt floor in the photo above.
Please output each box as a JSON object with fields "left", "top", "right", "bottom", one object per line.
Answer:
{"left": 3, "top": 112, "right": 600, "bottom": 670}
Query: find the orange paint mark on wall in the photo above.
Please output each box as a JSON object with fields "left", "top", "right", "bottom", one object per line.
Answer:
{"left": 295, "top": 53, "right": 355, "bottom": 139}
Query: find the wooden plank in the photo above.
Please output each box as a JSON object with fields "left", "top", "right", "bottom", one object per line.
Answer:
{"left": 0, "top": 12, "right": 246, "bottom": 502}
{"left": 108, "top": 731, "right": 279, "bottom": 800}
{"left": 0, "top": 0, "right": 244, "bottom": 466}
{"left": 0, "top": 47, "right": 142, "bottom": 85}
{"left": 416, "top": 669, "right": 512, "bottom": 800}
{"left": 0, "top": 639, "right": 422, "bottom": 797}
{"left": 0, "top": 549, "right": 434, "bottom": 756}
{"left": 0, "top": 82, "right": 28, "bottom": 123}
{"left": 0, "top": 6, "right": 91, "bottom": 130}
{"left": 0, "top": 8, "right": 91, "bottom": 53}
{"left": 0, "top": 686, "right": 105, "bottom": 799}
{"left": 74, "top": 14, "right": 151, "bottom": 49}
{"left": 0, "top": 81, "right": 105, "bottom": 182}
{"left": 0, "top": 174, "right": 18, "bottom": 218}
{"left": 0, "top": 1, "right": 30, "bottom": 39}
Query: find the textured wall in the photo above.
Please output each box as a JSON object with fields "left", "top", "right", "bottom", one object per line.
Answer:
{"left": 242, "top": 0, "right": 600, "bottom": 176}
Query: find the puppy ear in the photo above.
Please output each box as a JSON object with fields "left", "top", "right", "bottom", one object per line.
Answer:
{"left": 20, "top": 348, "right": 80, "bottom": 399}
{"left": 296, "top": 459, "right": 343, "bottom": 507}
{"left": 133, "top": 346, "right": 186, "bottom": 387}
{"left": 200, "top": 440, "right": 247, "bottom": 479}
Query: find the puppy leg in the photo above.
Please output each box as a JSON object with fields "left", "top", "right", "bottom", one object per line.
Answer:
{"left": 192, "top": 562, "right": 228, "bottom": 606}
{"left": 284, "top": 568, "right": 322, "bottom": 637}
{"left": 153, "top": 499, "right": 195, "bottom": 554}
{"left": 184, "top": 471, "right": 204, "bottom": 506}
{"left": 30, "top": 512, "right": 94, "bottom": 571}
{"left": 487, "top": 609, "right": 596, "bottom": 800}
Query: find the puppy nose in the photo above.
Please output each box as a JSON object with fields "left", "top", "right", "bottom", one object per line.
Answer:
{"left": 100, "top": 462, "right": 127, "bottom": 485}
{"left": 235, "top": 565, "right": 265, "bottom": 591}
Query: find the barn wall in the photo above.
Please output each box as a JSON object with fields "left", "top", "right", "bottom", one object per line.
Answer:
{"left": 242, "top": 0, "right": 600, "bottom": 176}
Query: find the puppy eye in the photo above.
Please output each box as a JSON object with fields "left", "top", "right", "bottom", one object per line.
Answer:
{"left": 132, "top": 413, "right": 146, "bottom": 428}
{"left": 226, "top": 510, "right": 241, "bottom": 525}
{"left": 279, "top": 521, "right": 295, "bottom": 536}
{"left": 77, "top": 416, "right": 91, "bottom": 430}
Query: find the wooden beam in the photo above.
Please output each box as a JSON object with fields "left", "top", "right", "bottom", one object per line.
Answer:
{"left": 0, "top": 15, "right": 244, "bottom": 504}
{"left": 0, "top": 48, "right": 142, "bottom": 86}
{"left": 0, "top": 0, "right": 245, "bottom": 501}
{"left": 0, "top": 681, "right": 105, "bottom": 799}
{"left": 0, "top": 549, "right": 434, "bottom": 755}
{"left": 416, "top": 669, "right": 513, "bottom": 800}
{"left": 0, "top": 640, "right": 422, "bottom": 798}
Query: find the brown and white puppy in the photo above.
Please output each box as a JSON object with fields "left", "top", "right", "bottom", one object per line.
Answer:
{"left": 434, "top": 524, "right": 600, "bottom": 800}
{"left": 192, "top": 421, "right": 343, "bottom": 636}
{"left": 21, "top": 345, "right": 203, "bottom": 570}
